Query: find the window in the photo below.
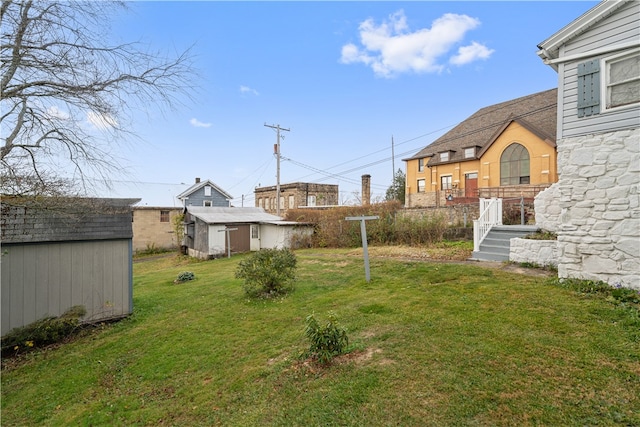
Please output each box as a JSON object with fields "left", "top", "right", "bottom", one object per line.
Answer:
{"left": 204, "top": 185, "right": 211, "bottom": 196}
{"left": 279, "top": 196, "right": 285, "bottom": 210}
{"left": 500, "top": 143, "right": 530, "bottom": 185}
{"left": 251, "top": 225, "right": 259, "bottom": 239}
{"left": 160, "top": 210, "right": 170, "bottom": 222}
{"left": 417, "top": 179, "right": 425, "bottom": 193}
{"left": 418, "top": 158, "right": 424, "bottom": 172}
{"left": 259, "top": 198, "right": 263, "bottom": 208}
{"left": 464, "top": 147, "right": 475, "bottom": 159}
{"left": 440, "top": 152, "right": 449, "bottom": 162}
{"left": 289, "top": 195, "right": 295, "bottom": 209}
{"left": 440, "top": 176, "right": 452, "bottom": 190}
{"left": 203, "top": 200, "right": 212, "bottom": 207}
{"left": 605, "top": 51, "right": 640, "bottom": 110}
{"left": 307, "top": 195, "right": 316, "bottom": 207}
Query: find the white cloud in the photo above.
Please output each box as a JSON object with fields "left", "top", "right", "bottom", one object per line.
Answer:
{"left": 87, "top": 111, "right": 117, "bottom": 130}
{"left": 189, "top": 118, "right": 212, "bottom": 128}
{"left": 450, "top": 41, "right": 494, "bottom": 65}
{"left": 46, "top": 105, "right": 69, "bottom": 120}
{"left": 340, "top": 10, "right": 492, "bottom": 78}
{"left": 240, "top": 85, "right": 259, "bottom": 96}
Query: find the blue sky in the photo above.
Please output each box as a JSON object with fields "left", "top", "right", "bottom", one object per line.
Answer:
{"left": 99, "top": 1, "right": 598, "bottom": 207}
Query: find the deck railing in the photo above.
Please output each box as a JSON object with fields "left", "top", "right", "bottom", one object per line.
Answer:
{"left": 473, "top": 198, "right": 503, "bottom": 252}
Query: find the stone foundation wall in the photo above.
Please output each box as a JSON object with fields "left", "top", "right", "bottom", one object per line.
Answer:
{"left": 554, "top": 129, "right": 639, "bottom": 289}
{"left": 510, "top": 238, "right": 558, "bottom": 267}
{"left": 400, "top": 204, "right": 479, "bottom": 227}
{"left": 534, "top": 184, "right": 561, "bottom": 233}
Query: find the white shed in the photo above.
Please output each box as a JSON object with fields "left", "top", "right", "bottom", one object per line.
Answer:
{"left": 184, "top": 207, "right": 312, "bottom": 259}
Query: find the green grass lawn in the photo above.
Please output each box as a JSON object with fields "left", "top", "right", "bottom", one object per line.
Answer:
{"left": 2, "top": 249, "right": 639, "bottom": 426}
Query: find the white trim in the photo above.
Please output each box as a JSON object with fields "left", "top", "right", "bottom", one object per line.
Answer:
{"left": 537, "top": 0, "right": 630, "bottom": 61}
{"left": 601, "top": 48, "right": 640, "bottom": 114}
{"left": 539, "top": 41, "right": 639, "bottom": 66}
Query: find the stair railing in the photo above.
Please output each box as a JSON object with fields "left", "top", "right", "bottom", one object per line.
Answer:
{"left": 473, "top": 198, "right": 503, "bottom": 252}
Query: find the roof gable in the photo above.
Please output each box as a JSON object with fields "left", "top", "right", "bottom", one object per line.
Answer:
{"left": 406, "top": 89, "right": 557, "bottom": 166}
{"left": 176, "top": 179, "right": 232, "bottom": 200}
{"left": 537, "top": 0, "right": 631, "bottom": 64}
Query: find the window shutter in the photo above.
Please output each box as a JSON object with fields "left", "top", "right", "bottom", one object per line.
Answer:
{"left": 577, "top": 59, "right": 600, "bottom": 117}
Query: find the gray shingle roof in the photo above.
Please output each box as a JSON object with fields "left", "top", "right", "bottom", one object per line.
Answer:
{"left": 186, "top": 207, "right": 285, "bottom": 224}
{"left": 405, "top": 89, "right": 557, "bottom": 166}
{"left": 1, "top": 197, "right": 139, "bottom": 244}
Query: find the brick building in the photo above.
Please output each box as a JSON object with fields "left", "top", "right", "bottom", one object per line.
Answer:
{"left": 254, "top": 182, "right": 339, "bottom": 215}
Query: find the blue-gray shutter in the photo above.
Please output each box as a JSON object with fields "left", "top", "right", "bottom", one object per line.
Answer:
{"left": 577, "top": 60, "right": 600, "bottom": 117}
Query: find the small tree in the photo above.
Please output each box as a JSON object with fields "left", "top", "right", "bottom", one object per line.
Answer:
{"left": 235, "top": 249, "right": 297, "bottom": 298}
{"left": 304, "top": 312, "right": 349, "bottom": 365}
{"left": 172, "top": 213, "right": 185, "bottom": 250}
{"left": 385, "top": 168, "right": 406, "bottom": 204}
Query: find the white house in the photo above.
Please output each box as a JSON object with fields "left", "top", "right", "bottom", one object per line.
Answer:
{"left": 536, "top": 0, "right": 640, "bottom": 289}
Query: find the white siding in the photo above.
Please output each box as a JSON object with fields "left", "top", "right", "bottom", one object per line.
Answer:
{"left": 558, "top": 1, "right": 640, "bottom": 138}
{"left": 260, "top": 225, "right": 289, "bottom": 250}
{"left": 208, "top": 224, "right": 227, "bottom": 256}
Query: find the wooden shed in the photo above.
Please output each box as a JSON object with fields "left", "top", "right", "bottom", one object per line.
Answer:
{"left": 1, "top": 197, "right": 139, "bottom": 336}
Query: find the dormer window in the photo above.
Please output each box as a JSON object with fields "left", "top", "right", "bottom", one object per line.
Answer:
{"left": 464, "top": 147, "right": 476, "bottom": 159}
{"left": 440, "top": 152, "right": 449, "bottom": 162}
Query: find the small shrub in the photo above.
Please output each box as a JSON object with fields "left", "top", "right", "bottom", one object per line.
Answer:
{"left": 235, "top": 249, "right": 297, "bottom": 298}
{"left": 304, "top": 311, "right": 349, "bottom": 365}
{"left": 175, "top": 271, "right": 195, "bottom": 283}
{"left": 524, "top": 230, "right": 557, "bottom": 240}
{"left": 1, "top": 305, "right": 86, "bottom": 356}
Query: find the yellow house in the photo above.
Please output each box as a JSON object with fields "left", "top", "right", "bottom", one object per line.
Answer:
{"left": 404, "top": 89, "right": 558, "bottom": 207}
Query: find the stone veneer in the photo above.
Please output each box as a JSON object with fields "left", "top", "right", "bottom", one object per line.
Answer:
{"left": 510, "top": 237, "right": 558, "bottom": 267}
{"left": 547, "top": 128, "right": 639, "bottom": 290}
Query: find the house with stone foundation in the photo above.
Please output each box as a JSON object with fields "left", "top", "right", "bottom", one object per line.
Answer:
{"left": 536, "top": 0, "right": 639, "bottom": 289}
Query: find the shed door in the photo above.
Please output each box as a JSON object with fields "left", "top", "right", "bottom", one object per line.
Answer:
{"left": 227, "top": 224, "right": 250, "bottom": 254}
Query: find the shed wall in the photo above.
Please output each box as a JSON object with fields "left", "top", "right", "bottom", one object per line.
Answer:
{"left": 1, "top": 239, "right": 133, "bottom": 336}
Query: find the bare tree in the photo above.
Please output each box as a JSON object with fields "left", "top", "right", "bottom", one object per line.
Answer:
{"left": 1, "top": 0, "right": 196, "bottom": 194}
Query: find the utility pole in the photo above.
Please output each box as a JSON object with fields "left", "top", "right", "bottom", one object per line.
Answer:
{"left": 391, "top": 135, "right": 395, "bottom": 181}
{"left": 264, "top": 123, "right": 290, "bottom": 217}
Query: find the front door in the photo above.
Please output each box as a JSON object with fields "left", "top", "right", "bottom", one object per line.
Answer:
{"left": 465, "top": 173, "right": 478, "bottom": 197}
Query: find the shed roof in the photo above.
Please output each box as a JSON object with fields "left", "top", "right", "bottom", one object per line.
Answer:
{"left": 1, "top": 197, "right": 139, "bottom": 244}
{"left": 186, "top": 206, "right": 295, "bottom": 225}
{"left": 404, "top": 88, "right": 557, "bottom": 167}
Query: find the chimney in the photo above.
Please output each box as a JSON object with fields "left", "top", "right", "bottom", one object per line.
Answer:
{"left": 362, "top": 174, "right": 371, "bottom": 206}
{"left": 195, "top": 177, "right": 200, "bottom": 183}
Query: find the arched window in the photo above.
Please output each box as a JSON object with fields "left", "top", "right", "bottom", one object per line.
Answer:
{"left": 500, "top": 143, "right": 530, "bottom": 185}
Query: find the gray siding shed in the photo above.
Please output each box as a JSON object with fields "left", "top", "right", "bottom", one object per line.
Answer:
{"left": 1, "top": 197, "right": 138, "bottom": 336}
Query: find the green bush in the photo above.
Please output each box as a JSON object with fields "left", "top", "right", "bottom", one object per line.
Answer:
{"left": 304, "top": 312, "right": 349, "bottom": 365}
{"left": 175, "top": 271, "right": 195, "bottom": 283}
{"left": 1, "top": 305, "right": 86, "bottom": 356}
{"left": 235, "top": 249, "right": 297, "bottom": 298}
